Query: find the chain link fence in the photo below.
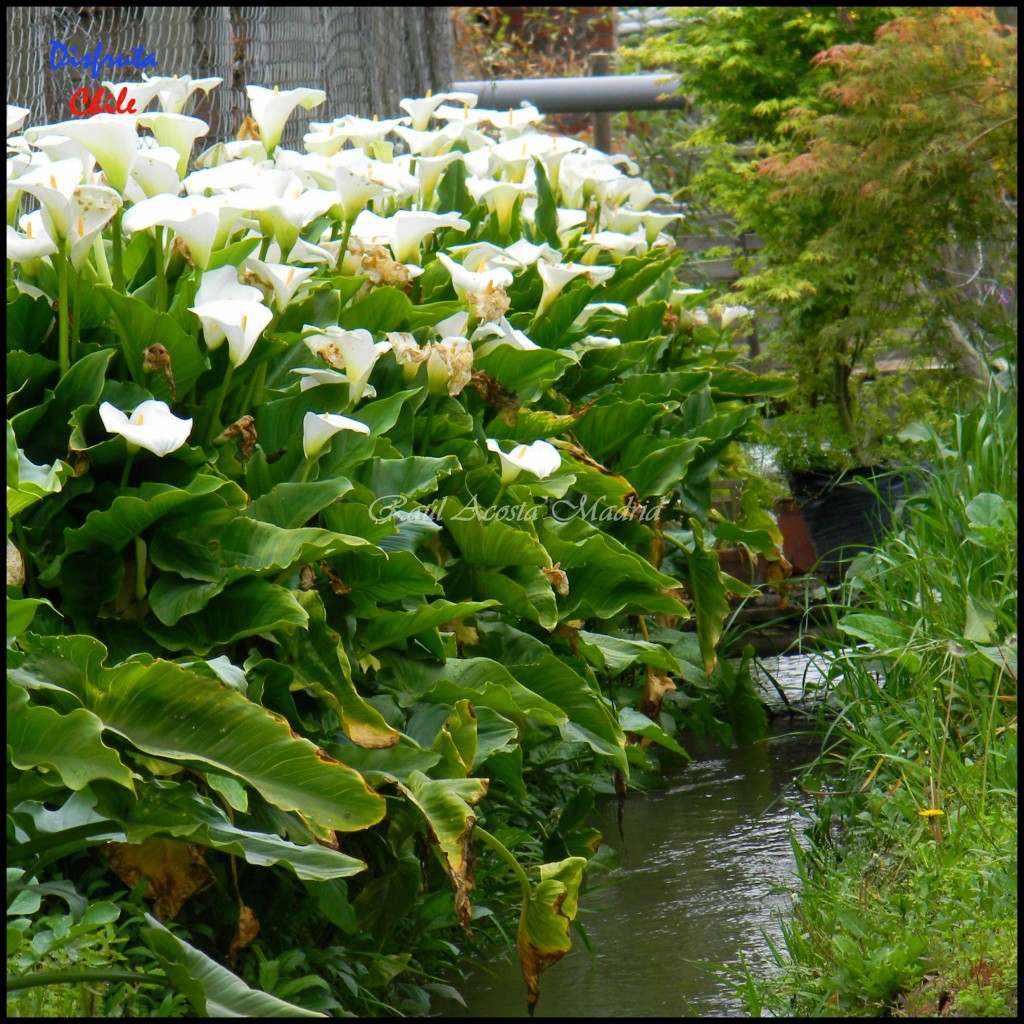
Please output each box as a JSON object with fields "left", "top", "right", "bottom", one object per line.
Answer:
{"left": 7, "top": 6, "right": 454, "bottom": 149}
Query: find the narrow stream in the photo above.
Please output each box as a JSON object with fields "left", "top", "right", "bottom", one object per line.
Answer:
{"left": 444, "top": 711, "right": 823, "bottom": 1018}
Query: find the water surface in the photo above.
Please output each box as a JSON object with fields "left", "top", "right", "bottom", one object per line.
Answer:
{"left": 444, "top": 722, "right": 821, "bottom": 1018}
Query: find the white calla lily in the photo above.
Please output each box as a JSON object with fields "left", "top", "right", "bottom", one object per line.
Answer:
{"left": 7, "top": 105, "right": 31, "bottom": 137}
{"left": 140, "top": 74, "right": 222, "bottom": 115}
{"left": 386, "top": 332, "right": 431, "bottom": 381}
{"left": 194, "top": 265, "right": 265, "bottom": 308}
{"left": 291, "top": 367, "right": 352, "bottom": 392}
{"left": 190, "top": 300, "right": 272, "bottom": 366}
{"left": 128, "top": 146, "right": 182, "bottom": 199}
{"left": 382, "top": 211, "right": 470, "bottom": 265}
{"left": 399, "top": 91, "right": 478, "bottom": 131}
{"left": 466, "top": 178, "right": 534, "bottom": 236}
{"left": 536, "top": 260, "right": 615, "bottom": 317}
{"left": 243, "top": 257, "right": 315, "bottom": 310}
{"left": 246, "top": 85, "right": 326, "bottom": 155}
{"left": 486, "top": 439, "right": 561, "bottom": 484}
{"left": 136, "top": 112, "right": 209, "bottom": 177}
{"left": 303, "top": 325, "right": 390, "bottom": 405}
{"left": 24, "top": 115, "right": 138, "bottom": 193}
{"left": 100, "top": 400, "right": 192, "bottom": 456}
{"left": 7, "top": 221, "right": 58, "bottom": 263}
{"left": 9, "top": 159, "right": 86, "bottom": 242}
{"left": 302, "top": 411, "right": 370, "bottom": 459}
{"left": 714, "top": 304, "right": 753, "bottom": 329}
{"left": 436, "top": 252, "right": 513, "bottom": 300}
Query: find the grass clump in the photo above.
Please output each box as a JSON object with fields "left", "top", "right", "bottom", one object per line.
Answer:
{"left": 759, "top": 388, "right": 1017, "bottom": 1016}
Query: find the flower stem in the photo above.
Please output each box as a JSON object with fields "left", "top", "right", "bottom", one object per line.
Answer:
{"left": 134, "top": 535, "right": 147, "bottom": 623}
{"left": 299, "top": 457, "right": 316, "bottom": 483}
{"left": 205, "top": 362, "right": 235, "bottom": 445}
{"left": 420, "top": 392, "right": 438, "bottom": 453}
{"left": 154, "top": 226, "right": 167, "bottom": 312}
{"left": 474, "top": 826, "right": 530, "bottom": 903}
{"left": 56, "top": 238, "right": 70, "bottom": 376}
{"left": 92, "top": 232, "right": 112, "bottom": 286}
{"left": 70, "top": 264, "right": 82, "bottom": 365}
{"left": 119, "top": 449, "right": 136, "bottom": 489}
{"left": 111, "top": 208, "right": 124, "bottom": 292}
{"left": 339, "top": 219, "right": 354, "bottom": 262}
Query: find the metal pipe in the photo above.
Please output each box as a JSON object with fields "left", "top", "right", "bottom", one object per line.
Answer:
{"left": 451, "top": 74, "right": 688, "bottom": 114}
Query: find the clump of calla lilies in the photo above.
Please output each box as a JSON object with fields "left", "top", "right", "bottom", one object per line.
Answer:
{"left": 7, "top": 79, "right": 760, "bottom": 1014}
{"left": 7, "top": 79, "right": 744, "bottom": 484}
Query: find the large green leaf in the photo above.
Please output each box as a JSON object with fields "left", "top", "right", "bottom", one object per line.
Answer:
{"left": 475, "top": 346, "right": 577, "bottom": 402}
{"left": 681, "top": 521, "right": 730, "bottom": 676}
{"left": 512, "top": 655, "right": 627, "bottom": 771}
{"left": 440, "top": 497, "right": 551, "bottom": 568}
{"left": 576, "top": 631, "right": 680, "bottom": 674}
{"left": 290, "top": 591, "right": 401, "bottom": 749}
{"left": 13, "top": 634, "right": 386, "bottom": 832}
{"left": 141, "top": 915, "right": 326, "bottom": 1016}
{"left": 360, "top": 599, "right": 497, "bottom": 652}
{"left": 143, "top": 577, "right": 309, "bottom": 653}
{"left": 7, "top": 682, "right": 135, "bottom": 792}
{"left": 108, "top": 781, "right": 368, "bottom": 881}
{"left": 474, "top": 566, "right": 559, "bottom": 629}
{"left": 96, "top": 286, "right": 208, "bottom": 401}
{"left": 397, "top": 770, "right": 488, "bottom": 932}
{"left": 337, "top": 287, "right": 413, "bottom": 332}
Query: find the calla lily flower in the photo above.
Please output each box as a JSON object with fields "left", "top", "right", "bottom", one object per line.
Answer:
{"left": 365, "top": 210, "right": 470, "bottom": 265}
{"left": 100, "top": 400, "right": 193, "bottom": 456}
{"left": 427, "top": 337, "right": 474, "bottom": 397}
{"left": 486, "top": 438, "right": 561, "bottom": 484}
{"left": 436, "top": 252, "right": 513, "bottom": 300}
{"left": 640, "top": 210, "right": 681, "bottom": 245}
{"left": 122, "top": 194, "right": 222, "bottom": 270}
{"left": 64, "top": 185, "right": 122, "bottom": 270}
{"left": 472, "top": 316, "right": 540, "bottom": 356}
{"left": 399, "top": 91, "right": 479, "bottom": 131}
{"left": 102, "top": 78, "right": 164, "bottom": 115}
{"left": 243, "top": 257, "right": 315, "bottom": 310}
{"left": 10, "top": 159, "right": 86, "bottom": 241}
{"left": 466, "top": 178, "right": 534, "bottom": 236}
{"left": 190, "top": 300, "right": 273, "bottom": 366}
{"left": 714, "top": 304, "right": 753, "bottom": 329}
{"left": 330, "top": 165, "right": 394, "bottom": 222}
{"left": 571, "top": 302, "right": 628, "bottom": 328}
{"left": 247, "top": 85, "right": 326, "bottom": 155}
{"left": 573, "top": 335, "right": 622, "bottom": 351}
{"left": 127, "top": 146, "right": 182, "bottom": 200}
{"left": 410, "top": 150, "right": 464, "bottom": 207}
{"left": 536, "top": 261, "right": 615, "bottom": 317}
{"left": 142, "top": 74, "right": 222, "bottom": 115}
{"left": 24, "top": 115, "right": 138, "bottom": 193}
{"left": 291, "top": 367, "right": 353, "bottom": 392}
{"left": 392, "top": 124, "right": 453, "bottom": 157}
{"left": 303, "top": 325, "right": 390, "bottom": 405}
{"left": 387, "top": 331, "right": 431, "bottom": 381}
{"left": 7, "top": 221, "right": 58, "bottom": 263}
{"left": 302, "top": 411, "right": 370, "bottom": 459}
{"left": 136, "top": 112, "right": 209, "bottom": 177}
{"left": 7, "top": 105, "right": 31, "bottom": 137}
{"left": 194, "top": 265, "right": 265, "bottom": 307}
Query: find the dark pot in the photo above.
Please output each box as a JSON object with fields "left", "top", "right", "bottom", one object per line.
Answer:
{"left": 785, "top": 466, "right": 911, "bottom": 581}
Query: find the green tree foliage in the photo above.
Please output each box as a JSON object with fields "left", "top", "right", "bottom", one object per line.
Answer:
{"left": 636, "top": 8, "right": 1018, "bottom": 466}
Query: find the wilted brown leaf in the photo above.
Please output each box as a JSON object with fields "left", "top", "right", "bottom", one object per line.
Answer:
{"left": 228, "top": 901, "right": 260, "bottom": 966}
{"left": 104, "top": 838, "right": 214, "bottom": 920}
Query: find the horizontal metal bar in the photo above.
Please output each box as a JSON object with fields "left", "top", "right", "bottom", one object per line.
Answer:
{"left": 451, "top": 74, "right": 687, "bottom": 114}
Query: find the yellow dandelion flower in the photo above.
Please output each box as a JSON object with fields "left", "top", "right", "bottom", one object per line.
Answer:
{"left": 918, "top": 808, "right": 944, "bottom": 817}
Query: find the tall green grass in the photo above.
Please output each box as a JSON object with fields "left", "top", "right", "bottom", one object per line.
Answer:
{"left": 760, "top": 390, "right": 1018, "bottom": 1016}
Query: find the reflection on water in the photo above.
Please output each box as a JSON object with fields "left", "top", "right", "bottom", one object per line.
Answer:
{"left": 443, "top": 722, "right": 822, "bottom": 1019}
